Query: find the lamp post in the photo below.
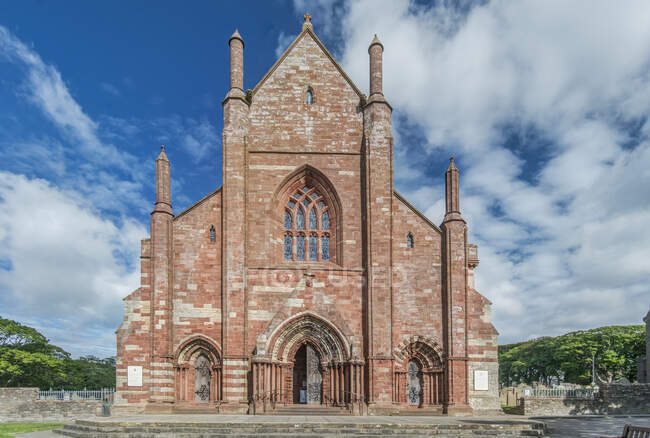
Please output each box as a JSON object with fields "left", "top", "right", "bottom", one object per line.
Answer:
{"left": 591, "top": 352, "right": 596, "bottom": 386}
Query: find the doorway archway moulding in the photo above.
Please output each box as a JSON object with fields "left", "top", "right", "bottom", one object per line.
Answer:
{"left": 265, "top": 311, "right": 351, "bottom": 364}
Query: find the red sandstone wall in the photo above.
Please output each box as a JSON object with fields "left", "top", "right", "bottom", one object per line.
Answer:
{"left": 391, "top": 194, "right": 444, "bottom": 349}
{"left": 248, "top": 33, "right": 363, "bottom": 154}
{"left": 244, "top": 31, "right": 365, "bottom": 358}
{"left": 171, "top": 190, "right": 223, "bottom": 352}
{"left": 115, "top": 239, "right": 152, "bottom": 407}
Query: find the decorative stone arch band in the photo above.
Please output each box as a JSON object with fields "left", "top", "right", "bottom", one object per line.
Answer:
{"left": 392, "top": 336, "right": 445, "bottom": 407}
{"left": 174, "top": 335, "right": 222, "bottom": 404}
{"left": 268, "top": 312, "right": 350, "bottom": 364}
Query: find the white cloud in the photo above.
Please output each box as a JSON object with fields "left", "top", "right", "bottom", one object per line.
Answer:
{"left": 0, "top": 26, "right": 151, "bottom": 356}
{"left": 302, "top": 0, "right": 650, "bottom": 342}
{"left": 0, "top": 172, "right": 144, "bottom": 356}
{"left": 275, "top": 32, "right": 297, "bottom": 59}
{"left": 100, "top": 82, "right": 122, "bottom": 97}
{"left": 0, "top": 25, "right": 135, "bottom": 170}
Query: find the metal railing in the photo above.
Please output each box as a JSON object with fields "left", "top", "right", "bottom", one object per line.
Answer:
{"left": 523, "top": 387, "right": 600, "bottom": 399}
{"left": 38, "top": 388, "right": 115, "bottom": 401}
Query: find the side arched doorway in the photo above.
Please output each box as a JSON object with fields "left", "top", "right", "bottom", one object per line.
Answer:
{"left": 394, "top": 338, "right": 444, "bottom": 408}
{"left": 174, "top": 336, "right": 222, "bottom": 405}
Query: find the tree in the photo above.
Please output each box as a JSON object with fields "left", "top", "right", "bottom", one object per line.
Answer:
{"left": 499, "top": 325, "right": 645, "bottom": 386}
{"left": 0, "top": 316, "right": 115, "bottom": 389}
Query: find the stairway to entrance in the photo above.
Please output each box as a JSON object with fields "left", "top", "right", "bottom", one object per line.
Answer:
{"left": 270, "top": 403, "right": 350, "bottom": 415}
{"left": 55, "top": 416, "right": 547, "bottom": 437}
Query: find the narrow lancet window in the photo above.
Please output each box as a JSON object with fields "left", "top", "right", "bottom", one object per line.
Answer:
{"left": 296, "top": 208, "right": 305, "bottom": 229}
{"left": 305, "top": 88, "right": 314, "bottom": 104}
{"left": 309, "top": 208, "right": 317, "bottom": 230}
{"left": 296, "top": 235, "right": 305, "bottom": 261}
{"left": 284, "top": 234, "right": 293, "bottom": 260}
{"left": 321, "top": 236, "right": 330, "bottom": 261}
{"left": 284, "top": 210, "right": 293, "bottom": 229}
{"left": 309, "top": 235, "right": 318, "bottom": 261}
{"left": 322, "top": 211, "right": 329, "bottom": 230}
{"left": 407, "top": 233, "right": 414, "bottom": 248}
{"left": 209, "top": 226, "right": 216, "bottom": 242}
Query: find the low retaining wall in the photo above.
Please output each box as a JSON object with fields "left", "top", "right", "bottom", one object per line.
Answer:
{"left": 0, "top": 388, "right": 101, "bottom": 422}
{"left": 521, "top": 383, "right": 650, "bottom": 416}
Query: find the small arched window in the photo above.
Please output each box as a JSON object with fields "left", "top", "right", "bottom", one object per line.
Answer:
{"left": 406, "top": 233, "right": 414, "bottom": 249}
{"left": 284, "top": 185, "right": 331, "bottom": 262}
{"left": 209, "top": 226, "right": 216, "bottom": 243}
{"left": 305, "top": 87, "right": 314, "bottom": 104}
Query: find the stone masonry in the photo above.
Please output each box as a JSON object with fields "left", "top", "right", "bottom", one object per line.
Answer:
{"left": 115, "top": 15, "right": 499, "bottom": 415}
{"left": 0, "top": 388, "right": 101, "bottom": 422}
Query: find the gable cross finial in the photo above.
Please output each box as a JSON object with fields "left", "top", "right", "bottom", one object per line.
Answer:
{"left": 304, "top": 13, "right": 312, "bottom": 23}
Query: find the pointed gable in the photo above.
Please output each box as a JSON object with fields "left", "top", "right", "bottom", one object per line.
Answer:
{"left": 248, "top": 29, "right": 364, "bottom": 154}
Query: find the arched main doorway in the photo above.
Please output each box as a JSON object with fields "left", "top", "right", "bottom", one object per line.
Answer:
{"left": 292, "top": 343, "right": 322, "bottom": 404}
{"left": 252, "top": 312, "right": 360, "bottom": 407}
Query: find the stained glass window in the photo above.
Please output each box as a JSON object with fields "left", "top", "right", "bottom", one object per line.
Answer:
{"left": 296, "top": 208, "right": 305, "bottom": 229}
{"left": 322, "top": 211, "right": 329, "bottom": 230}
{"left": 284, "top": 235, "right": 293, "bottom": 260}
{"left": 284, "top": 183, "right": 334, "bottom": 263}
{"left": 296, "top": 235, "right": 305, "bottom": 261}
{"left": 284, "top": 211, "right": 292, "bottom": 229}
{"left": 309, "top": 209, "right": 317, "bottom": 230}
{"left": 309, "top": 235, "right": 318, "bottom": 261}
{"left": 321, "top": 236, "right": 329, "bottom": 261}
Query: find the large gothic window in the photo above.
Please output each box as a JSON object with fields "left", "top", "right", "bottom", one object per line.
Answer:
{"left": 283, "top": 185, "right": 332, "bottom": 262}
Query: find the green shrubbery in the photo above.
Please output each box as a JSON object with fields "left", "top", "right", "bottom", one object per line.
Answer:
{"left": 0, "top": 316, "right": 115, "bottom": 389}
{"left": 499, "top": 325, "right": 645, "bottom": 386}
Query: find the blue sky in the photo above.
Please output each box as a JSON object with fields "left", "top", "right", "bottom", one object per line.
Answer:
{"left": 1, "top": 0, "right": 649, "bottom": 357}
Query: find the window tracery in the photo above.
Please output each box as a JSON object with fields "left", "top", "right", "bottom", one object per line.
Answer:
{"left": 283, "top": 184, "right": 332, "bottom": 262}
{"left": 209, "top": 226, "right": 216, "bottom": 243}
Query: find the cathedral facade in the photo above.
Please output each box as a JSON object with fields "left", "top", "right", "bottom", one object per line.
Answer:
{"left": 115, "top": 17, "right": 499, "bottom": 415}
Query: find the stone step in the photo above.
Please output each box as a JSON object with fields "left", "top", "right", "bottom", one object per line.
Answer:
{"left": 271, "top": 404, "right": 351, "bottom": 415}
{"left": 55, "top": 420, "right": 546, "bottom": 437}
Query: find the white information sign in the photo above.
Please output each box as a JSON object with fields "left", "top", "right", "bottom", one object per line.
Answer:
{"left": 474, "top": 370, "right": 489, "bottom": 391}
{"left": 127, "top": 366, "right": 143, "bottom": 387}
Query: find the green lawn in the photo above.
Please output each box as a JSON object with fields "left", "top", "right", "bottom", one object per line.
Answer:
{"left": 0, "top": 423, "right": 64, "bottom": 437}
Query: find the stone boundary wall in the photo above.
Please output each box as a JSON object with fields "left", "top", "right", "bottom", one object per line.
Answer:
{"left": 521, "top": 383, "right": 650, "bottom": 416}
{"left": 0, "top": 388, "right": 101, "bottom": 422}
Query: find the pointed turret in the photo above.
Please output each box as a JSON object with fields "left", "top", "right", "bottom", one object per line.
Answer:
{"left": 368, "top": 34, "right": 384, "bottom": 98}
{"left": 149, "top": 144, "right": 173, "bottom": 399}
{"left": 443, "top": 157, "right": 463, "bottom": 223}
{"left": 226, "top": 28, "right": 245, "bottom": 101}
{"left": 154, "top": 145, "right": 172, "bottom": 214}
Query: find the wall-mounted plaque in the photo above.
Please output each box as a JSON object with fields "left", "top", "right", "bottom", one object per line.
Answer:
{"left": 127, "top": 366, "right": 143, "bottom": 387}
{"left": 474, "top": 370, "right": 489, "bottom": 391}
